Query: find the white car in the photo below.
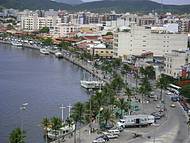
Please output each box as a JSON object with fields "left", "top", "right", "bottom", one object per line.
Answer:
{"left": 167, "top": 92, "right": 173, "bottom": 95}
{"left": 92, "top": 137, "right": 105, "bottom": 143}
{"left": 108, "top": 129, "right": 120, "bottom": 135}
{"left": 103, "top": 132, "right": 119, "bottom": 139}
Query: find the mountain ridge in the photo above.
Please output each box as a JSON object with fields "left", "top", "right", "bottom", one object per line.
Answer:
{"left": 1, "top": 0, "right": 190, "bottom": 14}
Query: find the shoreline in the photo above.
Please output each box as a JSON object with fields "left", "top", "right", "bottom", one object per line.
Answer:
{"left": 0, "top": 39, "right": 110, "bottom": 84}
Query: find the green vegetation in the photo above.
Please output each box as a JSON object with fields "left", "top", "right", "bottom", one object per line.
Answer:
{"left": 42, "top": 37, "right": 53, "bottom": 46}
{"left": 39, "top": 27, "right": 49, "bottom": 33}
{"left": 58, "top": 41, "right": 72, "bottom": 50}
{"left": 0, "top": 0, "right": 71, "bottom": 10}
{"left": 106, "top": 32, "right": 113, "bottom": 36}
{"left": 180, "top": 84, "right": 190, "bottom": 98}
{"left": 2, "top": 0, "right": 190, "bottom": 13}
{"left": 9, "top": 128, "right": 25, "bottom": 143}
{"left": 41, "top": 117, "right": 50, "bottom": 143}
{"left": 156, "top": 74, "right": 169, "bottom": 100}
{"left": 140, "top": 66, "right": 155, "bottom": 79}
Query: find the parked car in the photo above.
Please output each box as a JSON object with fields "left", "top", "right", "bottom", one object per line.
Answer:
{"left": 151, "top": 112, "right": 161, "bottom": 120}
{"left": 107, "top": 129, "right": 120, "bottom": 135}
{"left": 92, "top": 137, "right": 106, "bottom": 143}
{"left": 98, "top": 135, "right": 109, "bottom": 141}
{"left": 170, "top": 103, "right": 176, "bottom": 108}
{"left": 103, "top": 132, "right": 119, "bottom": 139}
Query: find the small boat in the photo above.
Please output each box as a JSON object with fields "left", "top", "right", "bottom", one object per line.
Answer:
{"left": 55, "top": 52, "right": 63, "bottom": 58}
{"left": 11, "top": 41, "right": 23, "bottom": 47}
{"left": 80, "top": 80, "right": 105, "bottom": 89}
{"left": 40, "top": 48, "right": 49, "bottom": 55}
{"left": 47, "top": 124, "right": 75, "bottom": 140}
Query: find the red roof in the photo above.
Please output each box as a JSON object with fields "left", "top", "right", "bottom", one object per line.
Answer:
{"left": 82, "top": 36, "right": 99, "bottom": 40}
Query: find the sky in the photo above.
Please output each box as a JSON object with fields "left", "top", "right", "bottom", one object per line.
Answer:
{"left": 82, "top": 0, "right": 190, "bottom": 5}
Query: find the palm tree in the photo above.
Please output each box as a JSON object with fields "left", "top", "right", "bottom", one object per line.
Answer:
{"left": 101, "top": 108, "right": 115, "bottom": 128}
{"left": 41, "top": 117, "right": 50, "bottom": 143}
{"left": 156, "top": 75, "right": 169, "bottom": 100}
{"left": 125, "top": 86, "right": 133, "bottom": 114}
{"left": 71, "top": 102, "right": 85, "bottom": 143}
{"left": 9, "top": 128, "right": 25, "bottom": 143}
{"left": 115, "top": 98, "right": 128, "bottom": 118}
{"left": 51, "top": 117, "right": 62, "bottom": 140}
{"left": 92, "top": 91, "right": 105, "bottom": 110}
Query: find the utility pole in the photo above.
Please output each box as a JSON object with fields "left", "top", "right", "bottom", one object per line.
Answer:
{"left": 67, "top": 104, "right": 72, "bottom": 118}
{"left": 60, "top": 104, "right": 66, "bottom": 123}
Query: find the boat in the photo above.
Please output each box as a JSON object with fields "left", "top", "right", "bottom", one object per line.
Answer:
{"left": 40, "top": 48, "right": 49, "bottom": 55}
{"left": 55, "top": 51, "right": 63, "bottom": 58}
{"left": 80, "top": 80, "right": 105, "bottom": 89}
{"left": 11, "top": 41, "right": 23, "bottom": 47}
{"left": 47, "top": 124, "right": 75, "bottom": 140}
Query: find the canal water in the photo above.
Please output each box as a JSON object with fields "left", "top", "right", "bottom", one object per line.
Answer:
{"left": 0, "top": 43, "right": 89, "bottom": 143}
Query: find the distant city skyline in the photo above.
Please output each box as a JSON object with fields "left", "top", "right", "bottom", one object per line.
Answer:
{"left": 82, "top": 0, "right": 190, "bottom": 5}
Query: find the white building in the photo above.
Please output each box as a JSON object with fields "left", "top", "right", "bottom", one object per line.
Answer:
{"left": 50, "top": 23, "right": 79, "bottom": 38}
{"left": 164, "top": 50, "right": 190, "bottom": 78}
{"left": 20, "top": 15, "right": 61, "bottom": 31}
{"left": 113, "top": 25, "right": 188, "bottom": 59}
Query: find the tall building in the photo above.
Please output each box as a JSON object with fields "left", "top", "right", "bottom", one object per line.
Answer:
{"left": 113, "top": 25, "right": 188, "bottom": 59}
{"left": 164, "top": 50, "right": 190, "bottom": 78}
{"left": 20, "top": 15, "right": 61, "bottom": 31}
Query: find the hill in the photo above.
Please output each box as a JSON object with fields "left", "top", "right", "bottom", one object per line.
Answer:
{"left": 76, "top": 0, "right": 190, "bottom": 13}
{"left": 1, "top": 0, "right": 190, "bottom": 14}
{"left": 54, "top": 0, "right": 83, "bottom": 5}
{"left": 0, "top": 0, "right": 72, "bottom": 10}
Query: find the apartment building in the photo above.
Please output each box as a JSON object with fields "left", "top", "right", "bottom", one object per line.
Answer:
{"left": 88, "top": 43, "right": 113, "bottom": 58}
{"left": 113, "top": 24, "right": 188, "bottom": 59}
{"left": 20, "top": 15, "right": 61, "bottom": 31}
{"left": 164, "top": 50, "right": 190, "bottom": 78}
{"left": 50, "top": 23, "right": 79, "bottom": 38}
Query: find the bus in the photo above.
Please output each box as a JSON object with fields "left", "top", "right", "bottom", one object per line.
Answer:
{"left": 167, "top": 84, "right": 181, "bottom": 95}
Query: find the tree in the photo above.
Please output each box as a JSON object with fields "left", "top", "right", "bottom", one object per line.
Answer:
{"left": 111, "top": 74, "right": 124, "bottom": 92}
{"left": 42, "top": 37, "right": 53, "bottom": 46}
{"left": 145, "top": 66, "right": 155, "bottom": 79}
{"left": 101, "top": 108, "right": 115, "bottom": 128}
{"left": 156, "top": 75, "right": 169, "bottom": 100}
{"left": 71, "top": 102, "right": 85, "bottom": 143}
{"left": 180, "top": 84, "right": 190, "bottom": 99}
{"left": 41, "top": 117, "right": 50, "bottom": 143}
{"left": 115, "top": 98, "right": 128, "bottom": 118}
{"left": 106, "top": 32, "right": 113, "bottom": 36}
{"left": 39, "top": 27, "right": 49, "bottom": 33}
{"left": 125, "top": 86, "right": 133, "bottom": 114}
{"left": 112, "top": 58, "right": 122, "bottom": 69}
{"left": 9, "top": 128, "right": 25, "bottom": 143}
{"left": 139, "top": 77, "right": 151, "bottom": 102}
{"left": 50, "top": 117, "right": 62, "bottom": 140}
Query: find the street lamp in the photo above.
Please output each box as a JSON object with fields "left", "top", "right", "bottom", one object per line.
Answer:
{"left": 88, "top": 88, "right": 93, "bottom": 133}
{"left": 98, "top": 107, "right": 104, "bottom": 129}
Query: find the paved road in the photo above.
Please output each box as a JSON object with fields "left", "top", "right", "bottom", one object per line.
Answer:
{"left": 132, "top": 91, "right": 189, "bottom": 143}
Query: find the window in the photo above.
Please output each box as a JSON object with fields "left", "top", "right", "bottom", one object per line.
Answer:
{"left": 101, "top": 51, "right": 104, "bottom": 53}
